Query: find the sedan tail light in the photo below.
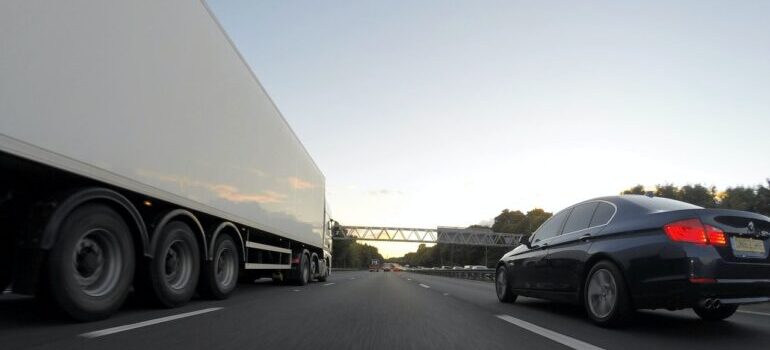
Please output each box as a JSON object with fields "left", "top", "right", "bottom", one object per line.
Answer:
{"left": 663, "top": 218, "right": 726, "bottom": 246}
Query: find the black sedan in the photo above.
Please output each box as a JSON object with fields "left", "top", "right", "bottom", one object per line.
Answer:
{"left": 495, "top": 195, "right": 770, "bottom": 327}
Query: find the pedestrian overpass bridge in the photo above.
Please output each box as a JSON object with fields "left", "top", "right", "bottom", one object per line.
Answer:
{"left": 333, "top": 226, "right": 524, "bottom": 247}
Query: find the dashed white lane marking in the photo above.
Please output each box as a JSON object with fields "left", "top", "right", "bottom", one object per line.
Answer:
{"left": 418, "top": 283, "right": 430, "bottom": 289}
{"left": 323, "top": 283, "right": 335, "bottom": 286}
{"left": 292, "top": 289, "right": 301, "bottom": 292}
{"left": 80, "top": 308, "right": 223, "bottom": 339}
{"left": 2, "top": 289, "right": 11, "bottom": 294}
{"left": 443, "top": 293, "right": 450, "bottom": 296}
{"left": 407, "top": 278, "right": 412, "bottom": 281}
{"left": 738, "top": 310, "right": 770, "bottom": 317}
{"left": 496, "top": 315, "right": 604, "bottom": 350}
{"left": 349, "top": 277, "right": 356, "bottom": 280}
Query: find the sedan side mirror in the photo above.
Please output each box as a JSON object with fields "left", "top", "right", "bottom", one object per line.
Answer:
{"left": 521, "top": 235, "right": 533, "bottom": 248}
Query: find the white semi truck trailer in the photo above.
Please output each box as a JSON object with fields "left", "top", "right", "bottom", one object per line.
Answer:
{"left": 0, "top": 0, "right": 333, "bottom": 321}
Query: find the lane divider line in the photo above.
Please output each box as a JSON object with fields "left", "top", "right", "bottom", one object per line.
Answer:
{"left": 443, "top": 293, "right": 450, "bottom": 296}
{"left": 80, "top": 308, "right": 223, "bottom": 339}
{"left": 323, "top": 283, "right": 335, "bottom": 286}
{"left": 418, "top": 283, "right": 430, "bottom": 289}
{"left": 495, "top": 314, "right": 604, "bottom": 350}
{"left": 738, "top": 310, "right": 770, "bottom": 317}
{"left": 407, "top": 278, "right": 412, "bottom": 281}
{"left": 292, "top": 289, "right": 301, "bottom": 292}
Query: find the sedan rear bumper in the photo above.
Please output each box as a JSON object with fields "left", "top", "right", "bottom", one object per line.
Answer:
{"left": 634, "top": 278, "right": 770, "bottom": 310}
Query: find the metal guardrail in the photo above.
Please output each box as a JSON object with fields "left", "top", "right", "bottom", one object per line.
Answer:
{"left": 409, "top": 268, "right": 496, "bottom": 282}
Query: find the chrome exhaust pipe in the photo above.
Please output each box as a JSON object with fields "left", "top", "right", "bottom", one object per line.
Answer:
{"left": 699, "top": 298, "right": 721, "bottom": 310}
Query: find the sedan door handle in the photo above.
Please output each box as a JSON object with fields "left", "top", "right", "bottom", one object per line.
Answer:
{"left": 579, "top": 234, "right": 592, "bottom": 242}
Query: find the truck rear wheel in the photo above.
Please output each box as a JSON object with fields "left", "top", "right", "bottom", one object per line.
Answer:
{"left": 46, "top": 203, "right": 135, "bottom": 321}
{"left": 0, "top": 271, "right": 8, "bottom": 292}
{"left": 0, "top": 248, "right": 10, "bottom": 292}
{"left": 199, "top": 234, "right": 239, "bottom": 300}
{"left": 0, "top": 223, "right": 12, "bottom": 292}
{"left": 147, "top": 221, "right": 200, "bottom": 307}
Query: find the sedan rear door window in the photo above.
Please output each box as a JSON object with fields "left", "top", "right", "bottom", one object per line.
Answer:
{"left": 562, "top": 202, "right": 599, "bottom": 234}
{"left": 589, "top": 202, "right": 615, "bottom": 227}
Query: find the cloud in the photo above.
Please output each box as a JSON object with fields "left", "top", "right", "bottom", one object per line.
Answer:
{"left": 287, "top": 176, "right": 316, "bottom": 190}
{"left": 136, "top": 169, "right": 287, "bottom": 204}
{"left": 211, "top": 184, "right": 286, "bottom": 204}
{"left": 367, "top": 189, "right": 404, "bottom": 196}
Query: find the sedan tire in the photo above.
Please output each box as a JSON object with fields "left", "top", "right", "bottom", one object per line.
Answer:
{"left": 584, "top": 260, "right": 633, "bottom": 327}
{"left": 496, "top": 265, "right": 517, "bottom": 303}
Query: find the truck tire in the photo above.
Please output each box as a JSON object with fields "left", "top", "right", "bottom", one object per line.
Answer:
{"left": 318, "top": 259, "right": 331, "bottom": 282}
{"left": 0, "top": 225, "right": 12, "bottom": 292}
{"left": 147, "top": 221, "right": 200, "bottom": 307}
{"left": 0, "top": 269, "right": 9, "bottom": 293}
{"left": 295, "top": 253, "right": 310, "bottom": 286}
{"left": 199, "top": 234, "right": 239, "bottom": 300}
{"left": 0, "top": 244, "right": 10, "bottom": 292}
{"left": 317, "top": 260, "right": 329, "bottom": 282}
{"left": 46, "top": 203, "right": 135, "bottom": 321}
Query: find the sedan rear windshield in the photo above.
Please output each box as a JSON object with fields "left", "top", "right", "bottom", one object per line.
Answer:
{"left": 621, "top": 195, "right": 702, "bottom": 212}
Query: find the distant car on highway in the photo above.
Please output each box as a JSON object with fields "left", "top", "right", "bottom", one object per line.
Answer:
{"left": 441, "top": 265, "right": 452, "bottom": 270}
{"left": 470, "top": 266, "right": 487, "bottom": 270}
{"left": 496, "top": 195, "right": 770, "bottom": 327}
{"left": 452, "top": 266, "right": 463, "bottom": 270}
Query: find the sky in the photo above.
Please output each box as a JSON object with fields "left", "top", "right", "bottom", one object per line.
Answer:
{"left": 206, "top": 0, "right": 770, "bottom": 257}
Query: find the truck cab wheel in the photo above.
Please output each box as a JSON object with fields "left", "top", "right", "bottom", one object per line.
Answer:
{"left": 46, "top": 204, "right": 135, "bottom": 321}
{"left": 295, "top": 253, "right": 310, "bottom": 286}
{"left": 199, "top": 234, "right": 239, "bottom": 300}
{"left": 317, "top": 259, "right": 329, "bottom": 282}
{"left": 146, "top": 221, "right": 200, "bottom": 308}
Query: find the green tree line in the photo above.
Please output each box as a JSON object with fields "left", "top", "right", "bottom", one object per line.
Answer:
{"left": 331, "top": 239, "right": 384, "bottom": 269}
{"left": 621, "top": 180, "right": 770, "bottom": 215}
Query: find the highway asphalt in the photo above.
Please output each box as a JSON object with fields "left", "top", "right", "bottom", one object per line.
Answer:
{"left": 1, "top": 270, "right": 770, "bottom": 349}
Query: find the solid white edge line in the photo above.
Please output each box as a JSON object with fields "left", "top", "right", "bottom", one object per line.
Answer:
{"left": 738, "top": 310, "right": 770, "bottom": 317}
{"left": 418, "top": 283, "right": 430, "bottom": 289}
{"left": 495, "top": 314, "right": 604, "bottom": 350}
{"left": 80, "top": 308, "right": 223, "bottom": 339}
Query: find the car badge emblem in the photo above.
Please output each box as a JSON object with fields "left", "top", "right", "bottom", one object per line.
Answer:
{"left": 747, "top": 221, "right": 755, "bottom": 234}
